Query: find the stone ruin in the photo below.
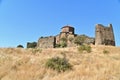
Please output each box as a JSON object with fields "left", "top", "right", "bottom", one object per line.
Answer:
{"left": 37, "top": 26, "right": 76, "bottom": 48}
{"left": 55, "top": 26, "right": 76, "bottom": 47}
{"left": 37, "top": 25, "right": 95, "bottom": 48}
{"left": 95, "top": 24, "right": 115, "bottom": 46}
{"left": 37, "top": 24, "right": 115, "bottom": 48}
{"left": 37, "top": 36, "right": 56, "bottom": 48}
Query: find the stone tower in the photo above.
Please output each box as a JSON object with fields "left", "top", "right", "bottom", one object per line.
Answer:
{"left": 95, "top": 24, "right": 115, "bottom": 46}
{"left": 61, "top": 26, "right": 74, "bottom": 34}
{"left": 55, "top": 25, "right": 76, "bottom": 47}
{"left": 60, "top": 26, "right": 75, "bottom": 38}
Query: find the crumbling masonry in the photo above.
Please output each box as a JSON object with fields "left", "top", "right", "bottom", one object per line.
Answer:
{"left": 95, "top": 24, "right": 115, "bottom": 46}
{"left": 37, "top": 24, "right": 115, "bottom": 48}
{"left": 37, "top": 26, "right": 77, "bottom": 48}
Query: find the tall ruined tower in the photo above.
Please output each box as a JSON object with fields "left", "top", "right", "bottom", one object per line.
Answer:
{"left": 95, "top": 24, "right": 115, "bottom": 46}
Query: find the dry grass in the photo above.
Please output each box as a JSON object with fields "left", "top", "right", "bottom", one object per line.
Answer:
{"left": 0, "top": 46, "right": 120, "bottom": 80}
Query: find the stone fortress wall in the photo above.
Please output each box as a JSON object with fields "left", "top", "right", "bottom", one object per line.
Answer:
{"left": 37, "top": 36, "right": 56, "bottom": 48}
{"left": 37, "top": 24, "right": 115, "bottom": 48}
{"left": 37, "top": 26, "right": 76, "bottom": 48}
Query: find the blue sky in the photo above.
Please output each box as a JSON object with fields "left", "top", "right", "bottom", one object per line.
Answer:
{"left": 0, "top": 0, "right": 120, "bottom": 47}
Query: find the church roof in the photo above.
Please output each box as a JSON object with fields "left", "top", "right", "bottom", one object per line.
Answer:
{"left": 61, "top": 25, "right": 74, "bottom": 29}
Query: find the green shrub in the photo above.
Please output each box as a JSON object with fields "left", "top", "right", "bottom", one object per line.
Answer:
{"left": 60, "top": 37, "right": 67, "bottom": 48}
{"left": 17, "top": 45, "right": 24, "bottom": 48}
{"left": 68, "top": 37, "right": 74, "bottom": 42}
{"left": 74, "top": 35, "right": 87, "bottom": 45}
{"left": 55, "top": 42, "right": 67, "bottom": 48}
{"left": 103, "top": 49, "right": 109, "bottom": 54}
{"left": 32, "top": 48, "right": 42, "bottom": 54}
{"left": 45, "top": 57, "right": 72, "bottom": 72}
{"left": 27, "top": 42, "right": 37, "bottom": 48}
{"left": 60, "top": 42, "right": 67, "bottom": 48}
{"left": 78, "top": 45, "right": 91, "bottom": 53}
{"left": 60, "top": 37, "right": 67, "bottom": 42}
{"left": 55, "top": 44, "right": 61, "bottom": 48}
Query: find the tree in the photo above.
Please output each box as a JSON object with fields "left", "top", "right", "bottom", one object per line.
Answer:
{"left": 68, "top": 36, "right": 74, "bottom": 42}
{"left": 60, "top": 37, "right": 67, "bottom": 42}
{"left": 60, "top": 37, "right": 67, "bottom": 48}
{"left": 74, "top": 35, "right": 87, "bottom": 45}
{"left": 17, "top": 45, "right": 24, "bottom": 48}
{"left": 27, "top": 42, "right": 37, "bottom": 48}
{"left": 60, "top": 41, "right": 67, "bottom": 48}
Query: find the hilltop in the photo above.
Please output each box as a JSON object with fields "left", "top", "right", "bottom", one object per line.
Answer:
{"left": 27, "top": 24, "right": 115, "bottom": 49}
{"left": 0, "top": 45, "right": 120, "bottom": 80}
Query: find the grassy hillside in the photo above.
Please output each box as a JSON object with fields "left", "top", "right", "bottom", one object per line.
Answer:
{"left": 0, "top": 45, "right": 120, "bottom": 80}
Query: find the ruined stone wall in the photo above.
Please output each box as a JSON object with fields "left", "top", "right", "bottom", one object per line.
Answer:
{"left": 67, "top": 34, "right": 76, "bottom": 47}
{"left": 55, "top": 32, "right": 76, "bottom": 47}
{"left": 37, "top": 36, "right": 56, "bottom": 48}
{"left": 56, "top": 35, "right": 60, "bottom": 44}
{"left": 37, "top": 24, "right": 116, "bottom": 49}
{"left": 95, "top": 24, "right": 115, "bottom": 46}
{"left": 37, "top": 26, "right": 75, "bottom": 48}
{"left": 56, "top": 32, "right": 69, "bottom": 45}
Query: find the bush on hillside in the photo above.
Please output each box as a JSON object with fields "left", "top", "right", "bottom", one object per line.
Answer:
{"left": 17, "top": 45, "right": 24, "bottom": 48}
{"left": 68, "top": 37, "right": 74, "bottom": 42}
{"left": 27, "top": 42, "right": 37, "bottom": 48}
{"left": 60, "top": 37, "right": 67, "bottom": 48}
{"left": 32, "top": 48, "right": 42, "bottom": 54}
{"left": 60, "top": 41, "right": 67, "bottom": 48}
{"left": 78, "top": 45, "right": 91, "bottom": 53}
{"left": 103, "top": 49, "right": 109, "bottom": 54}
{"left": 55, "top": 44, "right": 61, "bottom": 48}
{"left": 55, "top": 42, "right": 67, "bottom": 48}
{"left": 74, "top": 35, "right": 89, "bottom": 45}
{"left": 45, "top": 57, "right": 72, "bottom": 72}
